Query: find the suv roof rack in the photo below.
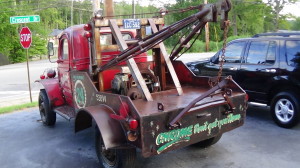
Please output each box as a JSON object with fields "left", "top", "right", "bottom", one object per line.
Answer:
{"left": 252, "top": 32, "right": 300, "bottom": 38}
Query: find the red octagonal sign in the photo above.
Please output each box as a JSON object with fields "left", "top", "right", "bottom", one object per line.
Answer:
{"left": 19, "top": 27, "right": 32, "bottom": 49}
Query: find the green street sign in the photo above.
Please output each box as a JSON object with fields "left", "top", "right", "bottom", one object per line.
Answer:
{"left": 10, "top": 15, "right": 40, "bottom": 24}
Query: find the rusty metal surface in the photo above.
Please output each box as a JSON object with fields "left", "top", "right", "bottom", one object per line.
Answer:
{"left": 70, "top": 63, "right": 247, "bottom": 156}
{"left": 168, "top": 78, "right": 230, "bottom": 127}
{"left": 149, "top": 19, "right": 183, "bottom": 96}
{"left": 140, "top": 93, "right": 246, "bottom": 157}
{"left": 71, "top": 71, "right": 142, "bottom": 148}
{"left": 76, "top": 105, "right": 127, "bottom": 149}
{"left": 109, "top": 19, "right": 153, "bottom": 101}
{"left": 98, "top": 8, "right": 211, "bottom": 72}
{"left": 53, "top": 105, "right": 76, "bottom": 121}
{"left": 132, "top": 85, "right": 243, "bottom": 117}
{"left": 69, "top": 0, "right": 245, "bottom": 158}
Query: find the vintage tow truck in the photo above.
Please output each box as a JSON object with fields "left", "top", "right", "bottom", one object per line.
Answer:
{"left": 38, "top": 0, "right": 247, "bottom": 167}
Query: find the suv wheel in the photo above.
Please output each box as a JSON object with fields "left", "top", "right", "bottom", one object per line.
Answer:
{"left": 271, "top": 91, "right": 300, "bottom": 128}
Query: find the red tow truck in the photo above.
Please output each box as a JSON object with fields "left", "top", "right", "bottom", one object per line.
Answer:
{"left": 38, "top": 0, "right": 247, "bottom": 167}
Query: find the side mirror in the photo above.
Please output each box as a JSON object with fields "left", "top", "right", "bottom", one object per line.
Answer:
{"left": 47, "top": 42, "right": 54, "bottom": 57}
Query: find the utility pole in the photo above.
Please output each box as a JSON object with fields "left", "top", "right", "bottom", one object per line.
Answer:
{"left": 93, "top": 0, "right": 101, "bottom": 14}
{"left": 104, "top": 0, "right": 115, "bottom": 18}
{"left": 132, "top": 0, "right": 136, "bottom": 18}
{"left": 204, "top": 0, "right": 210, "bottom": 52}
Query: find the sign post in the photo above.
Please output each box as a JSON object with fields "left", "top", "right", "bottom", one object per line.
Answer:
{"left": 20, "top": 27, "right": 33, "bottom": 102}
{"left": 10, "top": 15, "right": 40, "bottom": 103}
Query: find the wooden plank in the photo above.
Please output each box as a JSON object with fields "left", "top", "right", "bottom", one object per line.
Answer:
{"left": 149, "top": 19, "right": 183, "bottom": 96}
{"left": 94, "top": 27, "right": 104, "bottom": 91}
{"left": 153, "top": 48, "right": 166, "bottom": 90}
{"left": 109, "top": 19, "right": 153, "bottom": 101}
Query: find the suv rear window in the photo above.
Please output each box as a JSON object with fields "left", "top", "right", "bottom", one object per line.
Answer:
{"left": 246, "top": 41, "right": 276, "bottom": 65}
{"left": 286, "top": 40, "right": 300, "bottom": 67}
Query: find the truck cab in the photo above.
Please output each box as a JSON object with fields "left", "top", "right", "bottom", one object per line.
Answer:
{"left": 54, "top": 25, "right": 148, "bottom": 107}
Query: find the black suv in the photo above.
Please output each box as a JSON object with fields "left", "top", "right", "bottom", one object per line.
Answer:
{"left": 187, "top": 32, "right": 300, "bottom": 128}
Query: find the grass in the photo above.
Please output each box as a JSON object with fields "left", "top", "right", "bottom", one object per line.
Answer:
{"left": 0, "top": 102, "right": 38, "bottom": 114}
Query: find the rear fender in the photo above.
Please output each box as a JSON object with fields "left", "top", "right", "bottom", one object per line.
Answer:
{"left": 75, "top": 105, "right": 127, "bottom": 149}
{"left": 37, "top": 78, "right": 64, "bottom": 107}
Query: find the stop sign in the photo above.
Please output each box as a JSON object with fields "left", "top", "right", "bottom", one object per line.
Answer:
{"left": 19, "top": 27, "right": 32, "bottom": 49}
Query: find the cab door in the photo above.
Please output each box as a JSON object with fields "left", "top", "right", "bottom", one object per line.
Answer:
{"left": 57, "top": 36, "right": 73, "bottom": 106}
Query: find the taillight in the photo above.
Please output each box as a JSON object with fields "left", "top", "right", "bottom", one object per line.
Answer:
{"left": 129, "top": 119, "right": 138, "bottom": 130}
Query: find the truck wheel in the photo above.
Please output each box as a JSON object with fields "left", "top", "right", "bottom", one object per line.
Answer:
{"left": 271, "top": 91, "right": 300, "bottom": 128}
{"left": 192, "top": 134, "right": 222, "bottom": 148}
{"left": 95, "top": 127, "right": 136, "bottom": 168}
{"left": 38, "top": 89, "right": 56, "bottom": 126}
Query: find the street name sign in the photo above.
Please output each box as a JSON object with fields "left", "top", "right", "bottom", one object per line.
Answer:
{"left": 10, "top": 15, "right": 40, "bottom": 24}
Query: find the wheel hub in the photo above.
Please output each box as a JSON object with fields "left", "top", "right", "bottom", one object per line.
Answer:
{"left": 282, "top": 106, "right": 289, "bottom": 115}
{"left": 275, "top": 98, "right": 294, "bottom": 123}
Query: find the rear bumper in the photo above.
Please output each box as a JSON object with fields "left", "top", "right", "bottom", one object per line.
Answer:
{"left": 139, "top": 94, "right": 246, "bottom": 157}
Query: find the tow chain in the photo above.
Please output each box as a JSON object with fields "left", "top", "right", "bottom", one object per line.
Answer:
{"left": 209, "top": 20, "right": 230, "bottom": 87}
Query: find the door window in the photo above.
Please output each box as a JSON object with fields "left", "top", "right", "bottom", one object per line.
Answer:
{"left": 246, "top": 41, "right": 276, "bottom": 65}
{"left": 286, "top": 40, "right": 300, "bottom": 67}
{"left": 62, "top": 39, "right": 69, "bottom": 60}
{"left": 221, "top": 42, "right": 245, "bottom": 63}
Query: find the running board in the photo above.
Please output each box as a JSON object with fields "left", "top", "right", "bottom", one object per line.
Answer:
{"left": 53, "top": 105, "right": 76, "bottom": 121}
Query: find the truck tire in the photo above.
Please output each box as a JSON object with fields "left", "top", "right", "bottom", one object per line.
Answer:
{"left": 95, "top": 127, "right": 136, "bottom": 168}
{"left": 38, "top": 89, "right": 56, "bottom": 126}
{"left": 192, "top": 134, "right": 222, "bottom": 148}
{"left": 271, "top": 91, "right": 300, "bottom": 128}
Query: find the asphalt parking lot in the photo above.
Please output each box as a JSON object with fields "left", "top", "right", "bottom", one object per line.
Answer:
{"left": 0, "top": 105, "right": 299, "bottom": 168}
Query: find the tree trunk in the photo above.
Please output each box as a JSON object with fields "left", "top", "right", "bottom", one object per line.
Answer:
{"left": 232, "top": 13, "right": 238, "bottom": 36}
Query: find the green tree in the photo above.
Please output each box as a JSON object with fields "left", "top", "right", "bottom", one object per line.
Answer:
{"left": 291, "top": 17, "right": 300, "bottom": 30}
{"left": 267, "top": 0, "right": 297, "bottom": 31}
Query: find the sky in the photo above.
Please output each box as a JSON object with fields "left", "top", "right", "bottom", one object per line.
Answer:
{"left": 113, "top": 0, "right": 300, "bottom": 17}
{"left": 280, "top": 2, "right": 300, "bottom": 17}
